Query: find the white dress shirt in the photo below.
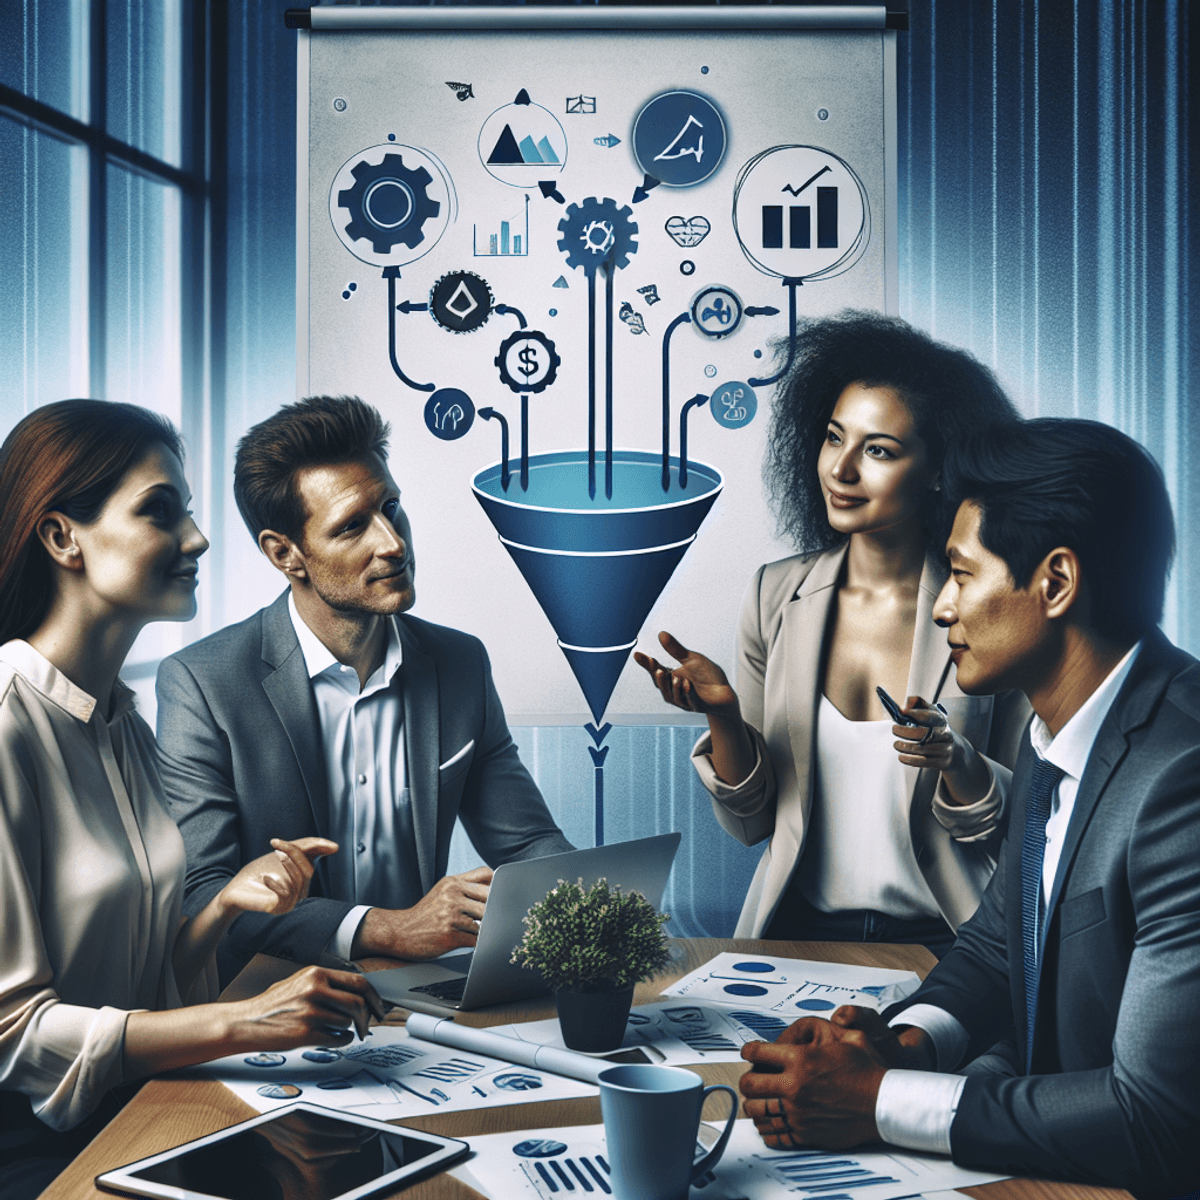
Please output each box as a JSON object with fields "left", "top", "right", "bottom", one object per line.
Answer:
{"left": 875, "top": 642, "right": 1142, "bottom": 1153}
{"left": 0, "top": 641, "right": 218, "bottom": 1131}
{"left": 288, "top": 597, "right": 422, "bottom": 959}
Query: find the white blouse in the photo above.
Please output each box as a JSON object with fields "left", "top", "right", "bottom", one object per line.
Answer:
{"left": 796, "top": 694, "right": 942, "bottom": 919}
{"left": 0, "top": 641, "right": 217, "bottom": 1131}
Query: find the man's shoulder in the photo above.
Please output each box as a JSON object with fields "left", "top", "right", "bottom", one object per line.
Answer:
{"left": 397, "top": 613, "right": 487, "bottom": 664}
{"left": 163, "top": 597, "right": 282, "bottom": 677}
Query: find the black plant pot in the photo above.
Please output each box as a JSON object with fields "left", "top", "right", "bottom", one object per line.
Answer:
{"left": 555, "top": 983, "right": 635, "bottom": 1052}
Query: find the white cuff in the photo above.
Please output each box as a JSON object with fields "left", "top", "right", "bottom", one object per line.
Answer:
{"left": 889, "top": 1003, "right": 969, "bottom": 1072}
{"left": 330, "top": 905, "right": 372, "bottom": 961}
{"left": 932, "top": 764, "right": 1003, "bottom": 842}
{"left": 875, "top": 1069, "right": 966, "bottom": 1155}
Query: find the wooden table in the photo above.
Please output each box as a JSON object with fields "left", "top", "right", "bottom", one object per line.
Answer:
{"left": 46, "top": 939, "right": 1131, "bottom": 1200}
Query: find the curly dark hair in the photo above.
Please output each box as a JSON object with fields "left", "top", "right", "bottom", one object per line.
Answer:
{"left": 764, "top": 310, "right": 1019, "bottom": 554}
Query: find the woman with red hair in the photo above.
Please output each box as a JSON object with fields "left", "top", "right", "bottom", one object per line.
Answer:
{"left": 0, "top": 400, "right": 382, "bottom": 1199}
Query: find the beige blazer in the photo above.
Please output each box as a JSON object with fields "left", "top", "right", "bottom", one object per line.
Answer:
{"left": 692, "top": 547, "right": 1031, "bottom": 937}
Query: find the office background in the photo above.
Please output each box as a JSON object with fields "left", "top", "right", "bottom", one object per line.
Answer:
{"left": 2, "top": 0, "right": 1193, "bottom": 935}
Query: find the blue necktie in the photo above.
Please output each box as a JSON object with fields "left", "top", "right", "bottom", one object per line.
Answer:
{"left": 1020, "top": 756, "right": 1065, "bottom": 1071}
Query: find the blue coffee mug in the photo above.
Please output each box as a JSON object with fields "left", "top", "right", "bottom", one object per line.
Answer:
{"left": 598, "top": 1064, "right": 739, "bottom": 1200}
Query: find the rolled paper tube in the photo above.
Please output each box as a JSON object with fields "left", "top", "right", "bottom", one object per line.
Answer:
{"left": 404, "top": 1013, "right": 607, "bottom": 1085}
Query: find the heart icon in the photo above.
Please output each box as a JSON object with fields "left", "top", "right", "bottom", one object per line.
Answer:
{"left": 665, "top": 216, "right": 711, "bottom": 248}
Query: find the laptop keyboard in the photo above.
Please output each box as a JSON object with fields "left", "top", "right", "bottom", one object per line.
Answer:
{"left": 410, "top": 976, "right": 467, "bottom": 1001}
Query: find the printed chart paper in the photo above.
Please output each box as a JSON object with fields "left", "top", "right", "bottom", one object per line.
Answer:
{"left": 493, "top": 999, "right": 797, "bottom": 1066}
{"left": 449, "top": 1118, "right": 1009, "bottom": 1199}
{"left": 192, "top": 1025, "right": 595, "bottom": 1119}
{"left": 665, "top": 953, "right": 922, "bottom": 1014}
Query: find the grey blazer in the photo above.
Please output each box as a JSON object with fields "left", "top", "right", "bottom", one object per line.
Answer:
{"left": 156, "top": 591, "right": 572, "bottom": 980}
{"left": 895, "top": 629, "right": 1200, "bottom": 1197}
{"left": 692, "top": 548, "right": 1030, "bottom": 936}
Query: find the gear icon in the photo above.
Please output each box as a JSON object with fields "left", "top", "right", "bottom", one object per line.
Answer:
{"left": 495, "top": 329, "right": 561, "bottom": 394}
{"left": 337, "top": 152, "right": 441, "bottom": 255}
{"left": 557, "top": 197, "right": 638, "bottom": 275}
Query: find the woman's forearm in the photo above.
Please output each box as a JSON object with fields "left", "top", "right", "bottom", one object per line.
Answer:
{"left": 707, "top": 706, "right": 758, "bottom": 785}
{"left": 124, "top": 966, "right": 384, "bottom": 1081}
{"left": 123, "top": 1004, "right": 238, "bottom": 1078}
{"left": 172, "top": 892, "right": 237, "bottom": 995}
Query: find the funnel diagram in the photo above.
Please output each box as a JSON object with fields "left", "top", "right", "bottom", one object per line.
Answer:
{"left": 473, "top": 451, "right": 722, "bottom": 723}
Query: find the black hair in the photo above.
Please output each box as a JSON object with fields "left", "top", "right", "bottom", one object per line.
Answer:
{"left": 763, "top": 310, "right": 1019, "bottom": 554}
{"left": 942, "top": 418, "right": 1175, "bottom": 643}
{"left": 233, "top": 395, "right": 390, "bottom": 542}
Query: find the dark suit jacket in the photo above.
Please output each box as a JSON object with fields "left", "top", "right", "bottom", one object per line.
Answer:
{"left": 891, "top": 630, "right": 1200, "bottom": 1197}
{"left": 156, "top": 592, "right": 572, "bottom": 981}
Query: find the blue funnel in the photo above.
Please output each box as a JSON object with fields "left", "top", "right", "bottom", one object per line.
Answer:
{"left": 472, "top": 450, "right": 722, "bottom": 722}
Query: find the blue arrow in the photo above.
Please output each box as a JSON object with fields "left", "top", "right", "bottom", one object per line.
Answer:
{"left": 396, "top": 299, "right": 429, "bottom": 314}
{"left": 587, "top": 745, "right": 610, "bottom": 768}
{"left": 745, "top": 305, "right": 780, "bottom": 317}
{"left": 384, "top": 269, "right": 435, "bottom": 393}
{"left": 496, "top": 303, "right": 527, "bottom": 328}
{"left": 632, "top": 173, "right": 661, "bottom": 204}
{"left": 584, "top": 722, "right": 612, "bottom": 746}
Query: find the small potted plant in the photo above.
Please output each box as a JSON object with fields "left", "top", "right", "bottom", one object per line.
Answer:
{"left": 511, "top": 877, "right": 671, "bottom": 1052}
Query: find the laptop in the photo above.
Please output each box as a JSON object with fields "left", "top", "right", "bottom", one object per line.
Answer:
{"left": 369, "top": 832, "right": 681, "bottom": 1014}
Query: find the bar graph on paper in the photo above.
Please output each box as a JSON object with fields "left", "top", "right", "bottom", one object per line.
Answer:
{"left": 475, "top": 193, "right": 530, "bottom": 256}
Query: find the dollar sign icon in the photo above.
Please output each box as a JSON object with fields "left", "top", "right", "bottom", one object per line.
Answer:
{"left": 517, "top": 343, "right": 540, "bottom": 377}
{"left": 495, "top": 329, "right": 560, "bottom": 394}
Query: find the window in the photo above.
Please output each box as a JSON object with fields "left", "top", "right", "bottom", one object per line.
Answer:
{"left": 0, "top": 0, "right": 209, "bottom": 683}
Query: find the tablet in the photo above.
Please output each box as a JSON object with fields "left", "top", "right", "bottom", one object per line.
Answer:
{"left": 95, "top": 1102, "right": 469, "bottom": 1200}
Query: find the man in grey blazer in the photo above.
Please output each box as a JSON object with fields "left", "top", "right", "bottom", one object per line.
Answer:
{"left": 157, "top": 396, "right": 571, "bottom": 983}
{"left": 736, "top": 419, "right": 1198, "bottom": 1198}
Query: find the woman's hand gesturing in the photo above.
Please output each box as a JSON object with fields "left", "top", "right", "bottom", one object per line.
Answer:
{"left": 218, "top": 836, "right": 338, "bottom": 917}
{"left": 634, "top": 631, "right": 739, "bottom": 715}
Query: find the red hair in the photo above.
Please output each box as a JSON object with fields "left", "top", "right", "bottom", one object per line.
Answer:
{"left": 0, "top": 400, "right": 183, "bottom": 644}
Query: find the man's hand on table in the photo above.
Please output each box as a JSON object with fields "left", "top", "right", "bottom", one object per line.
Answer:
{"left": 351, "top": 866, "right": 494, "bottom": 959}
{"left": 739, "top": 1006, "right": 934, "bottom": 1150}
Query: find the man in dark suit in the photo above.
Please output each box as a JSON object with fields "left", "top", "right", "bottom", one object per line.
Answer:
{"left": 737, "top": 418, "right": 1199, "bottom": 1197}
{"left": 157, "top": 395, "right": 571, "bottom": 983}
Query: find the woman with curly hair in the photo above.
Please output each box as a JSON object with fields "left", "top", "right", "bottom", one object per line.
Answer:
{"left": 636, "top": 312, "right": 1029, "bottom": 956}
{"left": 0, "top": 401, "right": 384, "bottom": 1199}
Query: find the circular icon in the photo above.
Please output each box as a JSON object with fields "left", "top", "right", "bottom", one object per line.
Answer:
{"left": 494, "top": 1072, "right": 544, "bottom": 1092}
{"left": 513, "top": 1140, "right": 568, "bottom": 1158}
{"left": 732, "top": 144, "right": 870, "bottom": 281}
{"left": 424, "top": 388, "right": 476, "bottom": 440}
{"left": 244, "top": 1053, "right": 286, "bottom": 1067}
{"left": 796, "top": 998, "right": 837, "bottom": 1011}
{"left": 302, "top": 1048, "right": 342, "bottom": 1063}
{"left": 704, "top": 364, "right": 717, "bottom": 378}
{"left": 732, "top": 961, "right": 776, "bottom": 973}
{"left": 680, "top": 260, "right": 696, "bottom": 276}
{"left": 690, "top": 285, "right": 743, "bottom": 339}
{"left": 478, "top": 89, "right": 567, "bottom": 188}
{"left": 710, "top": 381, "right": 758, "bottom": 430}
{"left": 632, "top": 91, "right": 727, "bottom": 187}
{"left": 557, "top": 197, "right": 638, "bottom": 276}
{"left": 330, "top": 144, "right": 452, "bottom": 268}
{"left": 722, "top": 982, "right": 768, "bottom": 997}
{"left": 495, "top": 330, "right": 561, "bottom": 394}
{"left": 258, "top": 1083, "right": 303, "bottom": 1100}
{"left": 430, "top": 270, "right": 493, "bottom": 333}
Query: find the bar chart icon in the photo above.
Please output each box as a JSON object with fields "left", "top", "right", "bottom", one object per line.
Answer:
{"left": 475, "top": 194, "right": 531, "bottom": 257}
{"left": 733, "top": 145, "right": 869, "bottom": 281}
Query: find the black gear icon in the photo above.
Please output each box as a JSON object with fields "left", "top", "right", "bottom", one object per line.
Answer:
{"left": 337, "top": 153, "right": 441, "bottom": 255}
{"left": 494, "top": 329, "right": 561, "bottom": 394}
{"left": 557, "top": 197, "right": 638, "bottom": 275}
